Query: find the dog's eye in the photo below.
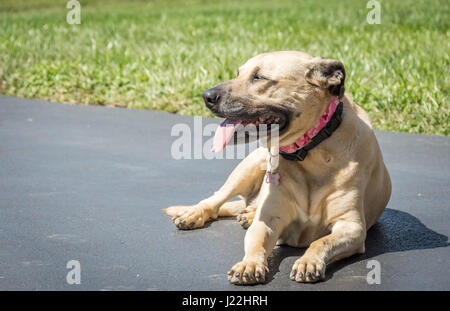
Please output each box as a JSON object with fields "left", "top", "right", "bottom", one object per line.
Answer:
{"left": 252, "top": 73, "right": 266, "bottom": 82}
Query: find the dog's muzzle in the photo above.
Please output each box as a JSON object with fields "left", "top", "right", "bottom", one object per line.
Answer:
{"left": 202, "top": 87, "right": 221, "bottom": 109}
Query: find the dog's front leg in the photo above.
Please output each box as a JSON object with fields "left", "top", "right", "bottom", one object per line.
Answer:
{"left": 228, "top": 186, "right": 291, "bottom": 285}
{"left": 164, "top": 148, "right": 267, "bottom": 229}
{"left": 290, "top": 219, "right": 366, "bottom": 283}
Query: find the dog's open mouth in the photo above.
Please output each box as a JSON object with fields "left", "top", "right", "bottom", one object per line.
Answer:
{"left": 211, "top": 113, "right": 289, "bottom": 153}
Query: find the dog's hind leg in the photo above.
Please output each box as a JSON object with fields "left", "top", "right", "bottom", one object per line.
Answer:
{"left": 218, "top": 201, "right": 257, "bottom": 229}
{"left": 236, "top": 205, "right": 257, "bottom": 229}
{"left": 164, "top": 147, "right": 267, "bottom": 230}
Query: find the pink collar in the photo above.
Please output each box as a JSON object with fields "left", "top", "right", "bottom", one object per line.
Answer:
{"left": 279, "top": 96, "right": 339, "bottom": 154}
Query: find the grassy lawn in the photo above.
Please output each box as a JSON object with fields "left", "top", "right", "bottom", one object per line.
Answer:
{"left": 0, "top": 0, "right": 448, "bottom": 135}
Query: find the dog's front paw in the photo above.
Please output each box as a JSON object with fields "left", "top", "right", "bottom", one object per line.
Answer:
{"left": 228, "top": 261, "right": 268, "bottom": 285}
{"left": 290, "top": 255, "right": 326, "bottom": 283}
{"left": 163, "top": 205, "right": 206, "bottom": 230}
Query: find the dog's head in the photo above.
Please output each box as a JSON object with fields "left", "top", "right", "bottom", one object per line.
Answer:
{"left": 203, "top": 51, "right": 345, "bottom": 150}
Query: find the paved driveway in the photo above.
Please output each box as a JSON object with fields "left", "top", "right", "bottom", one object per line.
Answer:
{"left": 0, "top": 96, "right": 448, "bottom": 290}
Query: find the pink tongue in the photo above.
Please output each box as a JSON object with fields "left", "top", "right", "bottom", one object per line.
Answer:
{"left": 211, "top": 119, "right": 241, "bottom": 153}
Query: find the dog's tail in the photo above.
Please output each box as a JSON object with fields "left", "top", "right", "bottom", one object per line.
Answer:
{"left": 217, "top": 200, "right": 246, "bottom": 217}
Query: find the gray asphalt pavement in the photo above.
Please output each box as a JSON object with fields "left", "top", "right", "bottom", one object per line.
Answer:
{"left": 0, "top": 95, "right": 448, "bottom": 290}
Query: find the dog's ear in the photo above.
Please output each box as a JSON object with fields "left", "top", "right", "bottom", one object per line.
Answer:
{"left": 305, "top": 58, "right": 346, "bottom": 98}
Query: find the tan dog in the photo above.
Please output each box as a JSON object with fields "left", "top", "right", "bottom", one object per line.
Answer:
{"left": 164, "top": 51, "right": 391, "bottom": 285}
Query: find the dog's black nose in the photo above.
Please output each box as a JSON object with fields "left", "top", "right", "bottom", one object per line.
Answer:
{"left": 202, "top": 88, "right": 221, "bottom": 108}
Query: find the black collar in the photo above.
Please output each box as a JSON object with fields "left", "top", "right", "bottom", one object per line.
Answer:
{"left": 279, "top": 101, "right": 344, "bottom": 161}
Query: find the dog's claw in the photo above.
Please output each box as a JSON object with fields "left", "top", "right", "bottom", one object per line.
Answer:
{"left": 291, "top": 255, "right": 325, "bottom": 283}
{"left": 165, "top": 205, "right": 206, "bottom": 230}
{"left": 236, "top": 206, "right": 257, "bottom": 229}
{"left": 228, "top": 261, "right": 267, "bottom": 285}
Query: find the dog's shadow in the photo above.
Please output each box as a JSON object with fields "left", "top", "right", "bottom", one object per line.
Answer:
{"left": 265, "top": 208, "right": 449, "bottom": 283}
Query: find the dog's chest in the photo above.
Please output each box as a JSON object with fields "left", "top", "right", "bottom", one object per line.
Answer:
{"left": 276, "top": 180, "right": 331, "bottom": 247}
{"left": 277, "top": 212, "right": 328, "bottom": 247}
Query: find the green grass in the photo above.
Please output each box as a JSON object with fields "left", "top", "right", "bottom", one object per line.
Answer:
{"left": 0, "top": 0, "right": 449, "bottom": 135}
